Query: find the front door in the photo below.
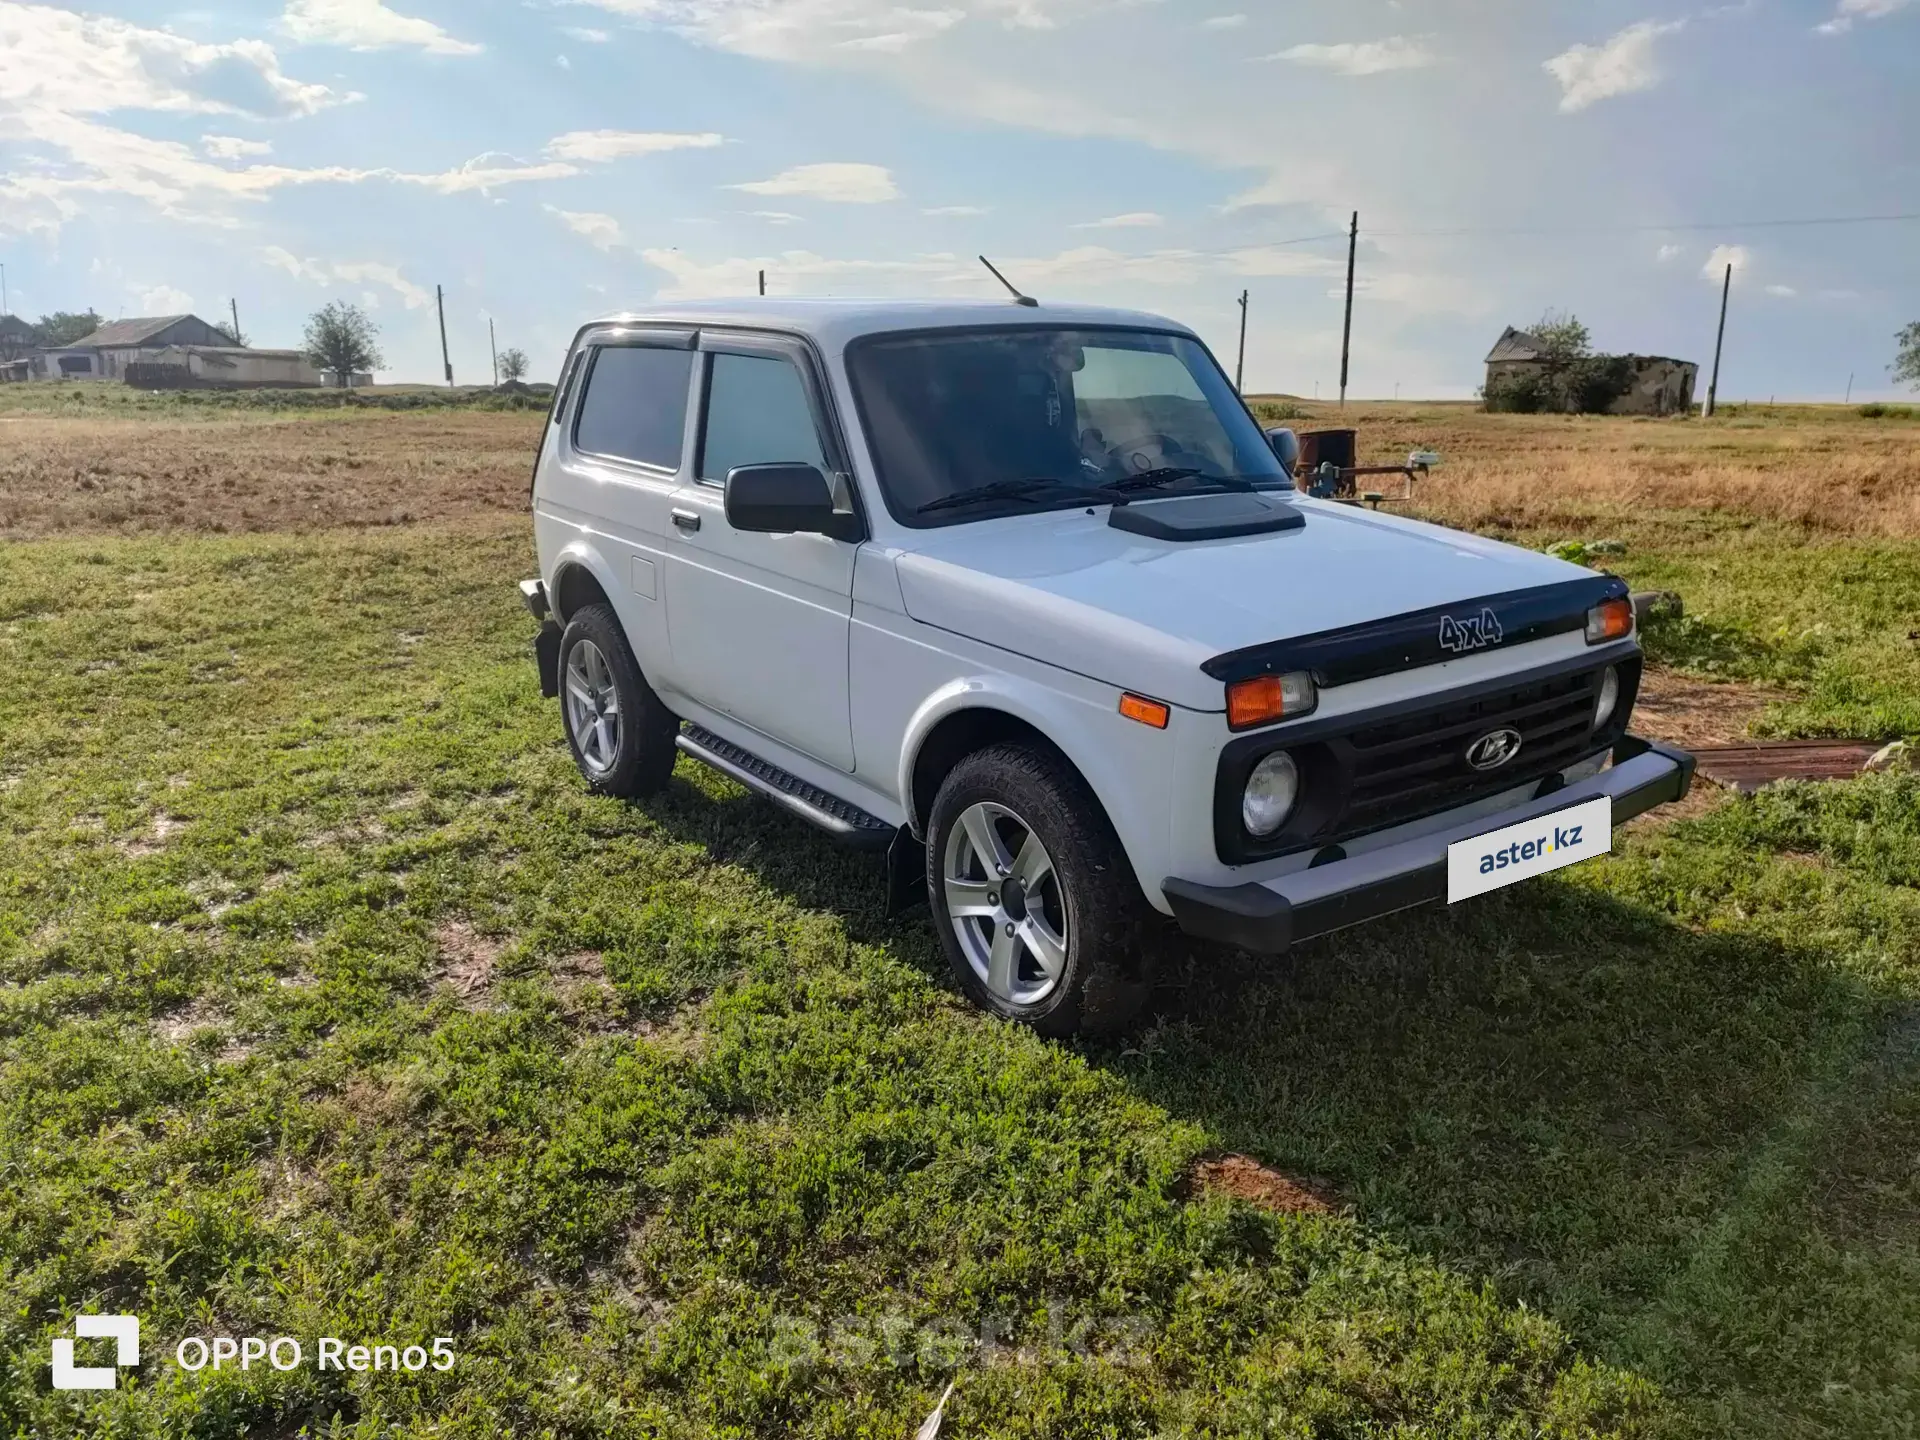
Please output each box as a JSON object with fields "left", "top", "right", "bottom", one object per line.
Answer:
{"left": 664, "top": 333, "right": 859, "bottom": 771}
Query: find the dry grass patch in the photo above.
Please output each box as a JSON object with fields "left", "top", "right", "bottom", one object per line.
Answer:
{"left": 1249, "top": 400, "right": 1920, "bottom": 539}
{"left": 433, "top": 919, "right": 503, "bottom": 1005}
{"left": 0, "top": 410, "right": 543, "bottom": 539}
{"left": 1633, "top": 667, "right": 1790, "bottom": 748}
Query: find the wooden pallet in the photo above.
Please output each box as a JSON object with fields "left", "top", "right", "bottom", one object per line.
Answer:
{"left": 1689, "top": 739, "right": 1884, "bottom": 793}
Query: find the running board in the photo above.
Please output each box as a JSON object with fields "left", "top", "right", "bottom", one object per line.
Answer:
{"left": 676, "top": 725, "right": 895, "bottom": 850}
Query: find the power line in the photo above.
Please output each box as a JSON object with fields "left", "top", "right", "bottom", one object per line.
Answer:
{"left": 1365, "top": 211, "right": 1920, "bottom": 238}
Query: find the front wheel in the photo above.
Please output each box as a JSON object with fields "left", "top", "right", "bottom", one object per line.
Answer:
{"left": 926, "top": 743, "right": 1153, "bottom": 1037}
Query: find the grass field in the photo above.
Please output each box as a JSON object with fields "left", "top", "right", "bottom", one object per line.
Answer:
{"left": 2, "top": 395, "right": 1916, "bottom": 1438}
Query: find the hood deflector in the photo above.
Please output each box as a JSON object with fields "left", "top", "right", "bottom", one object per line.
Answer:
{"left": 1108, "top": 491, "right": 1305, "bottom": 542}
{"left": 1201, "top": 575, "right": 1631, "bottom": 688}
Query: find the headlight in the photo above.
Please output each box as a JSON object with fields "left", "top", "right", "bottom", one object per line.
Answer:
{"left": 1594, "top": 665, "right": 1620, "bottom": 729}
{"left": 1242, "top": 751, "right": 1300, "bottom": 837}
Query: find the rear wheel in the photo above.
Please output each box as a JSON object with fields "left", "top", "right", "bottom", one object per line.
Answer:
{"left": 926, "top": 743, "right": 1152, "bottom": 1037}
{"left": 558, "top": 604, "right": 677, "bottom": 797}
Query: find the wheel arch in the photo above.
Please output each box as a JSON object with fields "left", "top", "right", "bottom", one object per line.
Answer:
{"left": 898, "top": 680, "right": 1174, "bottom": 911}
{"left": 548, "top": 543, "right": 619, "bottom": 625}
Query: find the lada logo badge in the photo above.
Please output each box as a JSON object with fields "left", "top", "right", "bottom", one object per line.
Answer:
{"left": 1466, "top": 728, "right": 1524, "bottom": 771}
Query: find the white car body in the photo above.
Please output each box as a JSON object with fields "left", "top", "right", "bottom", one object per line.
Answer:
{"left": 525, "top": 298, "right": 1692, "bottom": 954}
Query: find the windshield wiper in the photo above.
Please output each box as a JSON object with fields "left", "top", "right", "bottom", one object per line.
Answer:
{"left": 1107, "top": 466, "right": 1259, "bottom": 494}
{"left": 916, "top": 476, "right": 1132, "bottom": 515}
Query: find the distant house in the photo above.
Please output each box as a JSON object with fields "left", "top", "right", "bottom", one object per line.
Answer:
{"left": 1484, "top": 326, "right": 1698, "bottom": 417}
{"left": 71, "top": 315, "right": 241, "bottom": 379}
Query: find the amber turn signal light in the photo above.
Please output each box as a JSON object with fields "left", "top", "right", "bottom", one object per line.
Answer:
{"left": 1119, "top": 693, "right": 1170, "bottom": 729}
{"left": 1585, "top": 597, "right": 1634, "bottom": 644}
{"left": 1225, "top": 671, "right": 1317, "bottom": 731}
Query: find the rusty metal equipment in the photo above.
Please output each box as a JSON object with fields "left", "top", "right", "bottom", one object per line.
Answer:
{"left": 1291, "top": 428, "right": 1437, "bottom": 509}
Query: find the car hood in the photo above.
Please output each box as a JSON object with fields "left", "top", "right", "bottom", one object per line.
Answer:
{"left": 891, "top": 498, "right": 1595, "bottom": 710}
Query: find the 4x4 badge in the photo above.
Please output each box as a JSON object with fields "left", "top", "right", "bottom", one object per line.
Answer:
{"left": 1438, "top": 607, "right": 1505, "bottom": 654}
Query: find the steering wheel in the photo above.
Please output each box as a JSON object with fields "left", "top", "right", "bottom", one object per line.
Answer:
{"left": 1101, "top": 430, "right": 1192, "bottom": 476}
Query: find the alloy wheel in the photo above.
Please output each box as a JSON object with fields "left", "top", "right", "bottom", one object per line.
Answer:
{"left": 942, "top": 801, "right": 1069, "bottom": 1007}
{"left": 563, "top": 638, "right": 622, "bottom": 776}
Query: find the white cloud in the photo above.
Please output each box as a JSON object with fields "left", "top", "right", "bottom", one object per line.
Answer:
{"left": 751, "top": 209, "right": 803, "bottom": 224}
{"left": 280, "top": 0, "right": 481, "bottom": 56}
{"left": 0, "top": 1, "right": 351, "bottom": 119}
{"left": 1074, "top": 211, "right": 1163, "bottom": 229}
{"left": 563, "top": 25, "right": 612, "bottom": 41}
{"left": 264, "top": 245, "right": 432, "bottom": 306}
{"left": 923, "top": 204, "right": 989, "bottom": 216}
{"left": 1703, "top": 243, "right": 1750, "bottom": 279}
{"left": 1201, "top": 14, "right": 1245, "bottom": 29}
{"left": 1265, "top": 37, "right": 1436, "bottom": 75}
{"left": 1544, "top": 20, "right": 1684, "bottom": 113}
{"left": 544, "top": 129, "right": 726, "bottom": 161}
{"left": 545, "top": 206, "right": 626, "bottom": 249}
{"left": 137, "top": 284, "right": 195, "bottom": 314}
{"left": 1815, "top": 0, "right": 1914, "bottom": 32}
{"left": 1656, "top": 243, "right": 1682, "bottom": 262}
{"left": 731, "top": 162, "right": 899, "bottom": 203}
{"left": 1765, "top": 283, "right": 1797, "bottom": 297}
{"left": 556, "top": 53, "right": 571, "bottom": 68}
{"left": 203, "top": 134, "right": 274, "bottom": 159}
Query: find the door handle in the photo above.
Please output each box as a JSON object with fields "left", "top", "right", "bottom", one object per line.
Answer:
{"left": 671, "top": 508, "right": 701, "bottom": 533}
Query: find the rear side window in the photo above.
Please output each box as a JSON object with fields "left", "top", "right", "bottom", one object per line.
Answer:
{"left": 698, "top": 353, "right": 828, "bottom": 483}
{"left": 573, "top": 345, "right": 694, "bottom": 469}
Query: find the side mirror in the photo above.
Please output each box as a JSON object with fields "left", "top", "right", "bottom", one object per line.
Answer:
{"left": 724, "top": 463, "right": 837, "bottom": 534}
{"left": 1266, "top": 427, "right": 1301, "bottom": 478}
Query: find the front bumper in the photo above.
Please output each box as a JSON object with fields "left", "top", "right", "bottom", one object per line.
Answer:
{"left": 1162, "top": 735, "right": 1695, "bottom": 953}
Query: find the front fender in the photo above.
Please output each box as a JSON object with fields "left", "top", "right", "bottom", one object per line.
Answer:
{"left": 545, "top": 538, "right": 624, "bottom": 624}
{"left": 896, "top": 673, "right": 1176, "bottom": 911}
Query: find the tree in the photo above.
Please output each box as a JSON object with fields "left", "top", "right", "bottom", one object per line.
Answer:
{"left": 214, "top": 322, "right": 250, "bottom": 347}
{"left": 33, "top": 310, "right": 102, "bottom": 347}
{"left": 303, "top": 302, "right": 383, "bottom": 385}
{"left": 497, "top": 347, "right": 530, "bottom": 384}
{"left": 1531, "top": 309, "right": 1592, "bottom": 366}
{"left": 1895, "top": 322, "right": 1920, "bottom": 391}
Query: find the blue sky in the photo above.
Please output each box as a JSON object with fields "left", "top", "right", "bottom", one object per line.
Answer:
{"left": 1, "top": 0, "right": 1915, "bottom": 396}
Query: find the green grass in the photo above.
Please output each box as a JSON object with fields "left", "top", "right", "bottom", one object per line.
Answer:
{"left": 1479, "top": 513, "right": 1920, "bottom": 741}
{"left": 3, "top": 521, "right": 1917, "bottom": 1437}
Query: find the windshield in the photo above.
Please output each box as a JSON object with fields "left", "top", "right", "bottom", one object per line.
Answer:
{"left": 845, "top": 326, "right": 1290, "bottom": 525}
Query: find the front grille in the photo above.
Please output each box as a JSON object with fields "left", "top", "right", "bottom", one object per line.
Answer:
{"left": 1338, "top": 665, "right": 1616, "bottom": 837}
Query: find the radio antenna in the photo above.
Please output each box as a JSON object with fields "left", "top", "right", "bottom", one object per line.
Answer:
{"left": 979, "top": 255, "right": 1039, "bottom": 307}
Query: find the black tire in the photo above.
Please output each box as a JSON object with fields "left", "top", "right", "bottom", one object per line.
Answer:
{"left": 925, "top": 742, "right": 1153, "bottom": 1038}
{"left": 557, "top": 603, "right": 678, "bottom": 798}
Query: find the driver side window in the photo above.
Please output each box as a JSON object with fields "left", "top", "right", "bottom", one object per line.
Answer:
{"left": 698, "top": 352, "right": 829, "bottom": 484}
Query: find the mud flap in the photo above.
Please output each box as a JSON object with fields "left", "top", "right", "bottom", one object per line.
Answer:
{"left": 885, "top": 827, "right": 927, "bottom": 917}
{"left": 534, "top": 621, "right": 562, "bottom": 699}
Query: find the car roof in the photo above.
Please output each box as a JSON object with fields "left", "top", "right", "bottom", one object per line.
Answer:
{"left": 579, "top": 297, "right": 1200, "bottom": 351}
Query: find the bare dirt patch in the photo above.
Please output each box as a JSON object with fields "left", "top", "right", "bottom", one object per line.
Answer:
{"left": 0, "top": 411, "right": 543, "bottom": 539}
{"left": 433, "top": 919, "right": 504, "bottom": 1006}
{"left": 1632, "top": 668, "right": 1788, "bottom": 748}
{"left": 1189, "top": 1154, "right": 1338, "bottom": 1216}
{"left": 151, "top": 996, "right": 251, "bottom": 1062}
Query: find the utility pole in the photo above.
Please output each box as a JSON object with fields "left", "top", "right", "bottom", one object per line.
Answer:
{"left": 1234, "top": 289, "right": 1249, "bottom": 394}
{"left": 229, "top": 297, "right": 242, "bottom": 346}
{"left": 1845, "top": 372, "right": 1854, "bottom": 405}
{"left": 2, "top": 262, "right": 9, "bottom": 320}
{"left": 489, "top": 316, "right": 498, "bottom": 387}
{"left": 758, "top": 270, "right": 765, "bottom": 297}
{"left": 1338, "top": 210, "right": 1358, "bottom": 409}
{"left": 436, "top": 284, "right": 453, "bottom": 387}
{"left": 1705, "top": 261, "right": 1731, "bottom": 417}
